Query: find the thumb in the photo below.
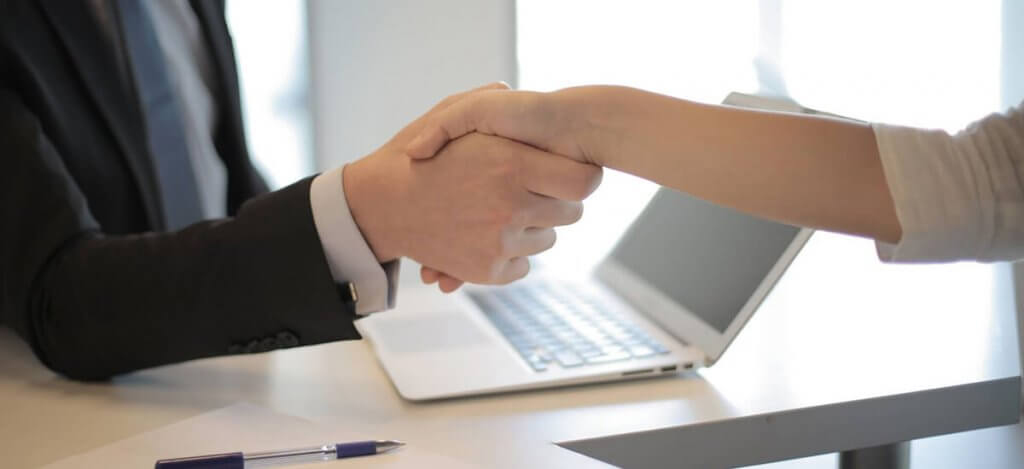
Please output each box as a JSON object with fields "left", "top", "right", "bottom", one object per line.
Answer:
{"left": 407, "top": 90, "right": 554, "bottom": 161}
{"left": 407, "top": 82, "right": 510, "bottom": 160}
{"left": 404, "top": 96, "right": 483, "bottom": 160}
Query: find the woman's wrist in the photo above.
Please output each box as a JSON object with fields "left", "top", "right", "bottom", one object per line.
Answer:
{"left": 548, "top": 86, "right": 610, "bottom": 167}
{"left": 554, "top": 85, "right": 644, "bottom": 168}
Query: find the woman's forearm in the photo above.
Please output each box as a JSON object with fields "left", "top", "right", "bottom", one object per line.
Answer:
{"left": 561, "top": 86, "right": 902, "bottom": 243}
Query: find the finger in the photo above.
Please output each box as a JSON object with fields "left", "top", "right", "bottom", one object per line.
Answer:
{"left": 508, "top": 227, "right": 557, "bottom": 258}
{"left": 423, "top": 266, "right": 464, "bottom": 292}
{"left": 421, "top": 266, "right": 441, "bottom": 284}
{"left": 437, "top": 275, "right": 465, "bottom": 293}
{"left": 524, "top": 198, "right": 584, "bottom": 228}
{"left": 494, "top": 257, "right": 531, "bottom": 284}
{"left": 517, "top": 146, "right": 604, "bottom": 201}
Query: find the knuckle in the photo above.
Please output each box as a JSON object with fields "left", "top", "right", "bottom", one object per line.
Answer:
{"left": 569, "top": 166, "right": 603, "bottom": 200}
{"left": 568, "top": 179, "right": 592, "bottom": 201}
{"left": 492, "top": 205, "right": 515, "bottom": 227}
{"left": 489, "top": 230, "right": 514, "bottom": 260}
{"left": 469, "top": 261, "right": 495, "bottom": 284}
{"left": 488, "top": 261, "right": 508, "bottom": 284}
{"left": 509, "top": 207, "right": 530, "bottom": 227}
{"left": 498, "top": 197, "right": 530, "bottom": 227}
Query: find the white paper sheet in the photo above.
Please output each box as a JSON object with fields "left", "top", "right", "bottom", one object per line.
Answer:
{"left": 41, "top": 403, "right": 476, "bottom": 469}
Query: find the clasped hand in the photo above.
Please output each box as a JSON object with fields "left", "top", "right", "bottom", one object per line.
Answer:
{"left": 344, "top": 83, "right": 601, "bottom": 292}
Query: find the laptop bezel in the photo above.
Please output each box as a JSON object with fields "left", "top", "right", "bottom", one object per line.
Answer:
{"left": 595, "top": 226, "right": 813, "bottom": 365}
{"left": 591, "top": 92, "right": 840, "bottom": 364}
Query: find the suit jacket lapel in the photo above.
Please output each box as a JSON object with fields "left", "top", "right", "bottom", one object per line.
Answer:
{"left": 190, "top": 0, "right": 239, "bottom": 107}
{"left": 190, "top": 0, "right": 249, "bottom": 164}
{"left": 38, "top": 0, "right": 165, "bottom": 229}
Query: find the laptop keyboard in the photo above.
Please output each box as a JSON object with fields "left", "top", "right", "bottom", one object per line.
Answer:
{"left": 468, "top": 283, "right": 670, "bottom": 372}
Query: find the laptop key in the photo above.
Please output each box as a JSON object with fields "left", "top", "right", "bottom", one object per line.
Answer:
{"left": 649, "top": 343, "right": 670, "bottom": 354}
{"left": 585, "top": 351, "right": 632, "bottom": 364}
{"left": 628, "top": 345, "right": 655, "bottom": 357}
{"left": 525, "top": 351, "right": 552, "bottom": 371}
{"left": 600, "top": 345, "right": 627, "bottom": 355}
{"left": 554, "top": 350, "right": 584, "bottom": 368}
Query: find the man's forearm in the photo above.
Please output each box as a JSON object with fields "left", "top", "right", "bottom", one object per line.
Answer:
{"left": 567, "top": 85, "right": 902, "bottom": 243}
{"left": 24, "top": 179, "right": 360, "bottom": 380}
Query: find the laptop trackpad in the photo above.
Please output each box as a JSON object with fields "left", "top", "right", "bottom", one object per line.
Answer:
{"left": 373, "top": 312, "right": 490, "bottom": 355}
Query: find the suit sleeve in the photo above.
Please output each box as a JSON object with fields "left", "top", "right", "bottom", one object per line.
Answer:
{"left": 0, "top": 88, "right": 361, "bottom": 380}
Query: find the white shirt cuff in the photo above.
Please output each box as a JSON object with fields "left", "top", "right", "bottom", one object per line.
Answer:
{"left": 309, "top": 166, "right": 399, "bottom": 315}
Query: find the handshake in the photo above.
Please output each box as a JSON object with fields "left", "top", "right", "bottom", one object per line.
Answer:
{"left": 343, "top": 83, "right": 602, "bottom": 293}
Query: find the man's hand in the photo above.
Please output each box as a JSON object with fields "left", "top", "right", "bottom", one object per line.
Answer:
{"left": 343, "top": 90, "right": 602, "bottom": 287}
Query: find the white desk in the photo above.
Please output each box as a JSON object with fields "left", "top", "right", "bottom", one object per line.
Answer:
{"left": 0, "top": 233, "right": 1020, "bottom": 468}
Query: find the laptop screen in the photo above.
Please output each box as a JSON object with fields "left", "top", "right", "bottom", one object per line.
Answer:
{"left": 607, "top": 188, "right": 801, "bottom": 333}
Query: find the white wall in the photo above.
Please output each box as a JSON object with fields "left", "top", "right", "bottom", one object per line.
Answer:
{"left": 306, "top": 0, "right": 517, "bottom": 170}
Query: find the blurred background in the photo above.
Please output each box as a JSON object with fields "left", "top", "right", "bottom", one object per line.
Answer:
{"left": 223, "top": 1, "right": 1022, "bottom": 467}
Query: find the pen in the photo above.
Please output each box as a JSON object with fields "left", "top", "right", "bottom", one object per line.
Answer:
{"left": 155, "top": 440, "right": 405, "bottom": 468}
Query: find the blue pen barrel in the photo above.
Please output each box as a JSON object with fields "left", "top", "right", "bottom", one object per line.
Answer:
{"left": 335, "top": 441, "right": 377, "bottom": 458}
{"left": 155, "top": 452, "right": 244, "bottom": 469}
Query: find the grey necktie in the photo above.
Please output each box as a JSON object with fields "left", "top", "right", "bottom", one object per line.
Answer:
{"left": 116, "top": 0, "right": 204, "bottom": 230}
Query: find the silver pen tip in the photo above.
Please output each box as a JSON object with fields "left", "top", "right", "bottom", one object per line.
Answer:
{"left": 375, "top": 440, "right": 405, "bottom": 453}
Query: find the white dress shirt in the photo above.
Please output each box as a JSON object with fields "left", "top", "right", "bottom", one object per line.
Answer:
{"left": 874, "top": 102, "right": 1024, "bottom": 263}
{"left": 147, "top": 1, "right": 396, "bottom": 315}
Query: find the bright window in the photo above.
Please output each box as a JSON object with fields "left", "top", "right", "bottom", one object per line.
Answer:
{"left": 226, "top": 0, "right": 312, "bottom": 189}
{"left": 517, "top": 0, "right": 1004, "bottom": 276}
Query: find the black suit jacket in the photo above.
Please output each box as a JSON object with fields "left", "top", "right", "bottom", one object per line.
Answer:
{"left": 0, "top": 0, "right": 361, "bottom": 380}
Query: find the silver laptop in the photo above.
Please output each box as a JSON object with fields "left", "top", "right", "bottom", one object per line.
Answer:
{"left": 357, "top": 94, "right": 816, "bottom": 400}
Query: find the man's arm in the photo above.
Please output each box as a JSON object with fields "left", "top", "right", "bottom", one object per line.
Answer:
{"left": 0, "top": 88, "right": 360, "bottom": 380}
{"left": 0, "top": 85, "right": 601, "bottom": 380}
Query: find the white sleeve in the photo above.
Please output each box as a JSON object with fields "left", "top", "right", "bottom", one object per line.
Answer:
{"left": 873, "top": 102, "right": 1024, "bottom": 263}
{"left": 309, "top": 166, "right": 399, "bottom": 315}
